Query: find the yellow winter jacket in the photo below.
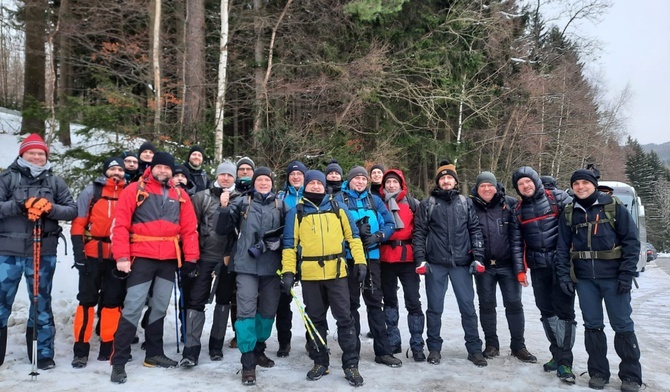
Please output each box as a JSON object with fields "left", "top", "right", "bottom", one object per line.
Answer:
{"left": 282, "top": 197, "right": 366, "bottom": 281}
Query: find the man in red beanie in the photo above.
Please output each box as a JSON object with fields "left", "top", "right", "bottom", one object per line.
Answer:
{"left": 0, "top": 133, "right": 77, "bottom": 369}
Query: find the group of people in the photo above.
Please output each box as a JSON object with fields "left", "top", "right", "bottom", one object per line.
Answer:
{"left": 0, "top": 134, "right": 642, "bottom": 391}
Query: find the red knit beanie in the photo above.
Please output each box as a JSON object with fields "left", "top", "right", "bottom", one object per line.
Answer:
{"left": 19, "top": 133, "right": 49, "bottom": 158}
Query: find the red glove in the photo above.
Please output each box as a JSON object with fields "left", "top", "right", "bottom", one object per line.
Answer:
{"left": 517, "top": 272, "right": 528, "bottom": 287}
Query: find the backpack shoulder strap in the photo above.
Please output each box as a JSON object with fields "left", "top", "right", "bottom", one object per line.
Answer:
{"left": 367, "top": 193, "right": 377, "bottom": 213}
{"left": 545, "top": 189, "right": 559, "bottom": 216}
{"left": 564, "top": 202, "right": 575, "bottom": 227}
{"left": 88, "top": 182, "right": 105, "bottom": 216}
{"left": 426, "top": 196, "right": 436, "bottom": 222}
{"left": 458, "top": 194, "right": 468, "bottom": 215}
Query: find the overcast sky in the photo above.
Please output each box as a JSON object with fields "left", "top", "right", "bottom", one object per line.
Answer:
{"left": 575, "top": 0, "right": 670, "bottom": 145}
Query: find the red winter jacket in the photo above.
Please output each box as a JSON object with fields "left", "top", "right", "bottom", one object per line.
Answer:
{"left": 72, "top": 176, "right": 125, "bottom": 259}
{"left": 379, "top": 169, "right": 416, "bottom": 263}
{"left": 111, "top": 168, "right": 199, "bottom": 263}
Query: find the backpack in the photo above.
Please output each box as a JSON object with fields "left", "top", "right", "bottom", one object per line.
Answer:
{"left": 515, "top": 189, "right": 560, "bottom": 225}
{"left": 564, "top": 197, "right": 618, "bottom": 232}
{"left": 7, "top": 170, "right": 55, "bottom": 197}
{"left": 136, "top": 175, "right": 185, "bottom": 207}
{"left": 341, "top": 191, "right": 377, "bottom": 215}
{"left": 296, "top": 198, "right": 342, "bottom": 226}
{"left": 425, "top": 194, "right": 468, "bottom": 222}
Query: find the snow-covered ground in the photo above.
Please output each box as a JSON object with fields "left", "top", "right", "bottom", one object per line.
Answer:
{"left": 2, "top": 116, "right": 670, "bottom": 391}
{"left": 0, "top": 221, "right": 669, "bottom": 391}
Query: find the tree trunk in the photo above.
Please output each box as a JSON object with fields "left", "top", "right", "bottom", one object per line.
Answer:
{"left": 21, "top": 0, "right": 47, "bottom": 136}
{"left": 57, "top": 0, "right": 72, "bottom": 146}
{"left": 181, "top": 0, "right": 205, "bottom": 142}
{"left": 214, "top": 0, "right": 230, "bottom": 162}
{"left": 151, "top": 0, "right": 162, "bottom": 134}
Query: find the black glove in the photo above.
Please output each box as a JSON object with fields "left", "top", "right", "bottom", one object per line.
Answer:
{"left": 182, "top": 262, "right": 199, "bottom": 278}
{"left": 560, "top": 280, "right": 575, "bottom": 296}
{"left": 617, "top": 274, "right": 633, "bottom": 294}
{"left": 281, "top": 272, "right": 295, "bottom": 295}
{"left": 356, "top": 219, "right": 372, "bottom": 238}
{"left": 264, "top": 237, "right": 281, "bottom": 252}
{"left": 469, "top": 259, "right": 485, "bottom": 275}
{"left": 71, "top": 235, "right": 88, "bottom": 274}
{"left": 363, "top": 231, "right": 384, "bottom": 248}
{"left": 16, "top": 199, "right": 27, "bottom": 213}
{"left": 353, "top": 264, "right": 367, "bottom": 284}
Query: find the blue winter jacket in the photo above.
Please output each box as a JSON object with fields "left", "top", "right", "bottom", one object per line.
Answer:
{"left": 334, "top": 181, "right": 395, "bottom": 260}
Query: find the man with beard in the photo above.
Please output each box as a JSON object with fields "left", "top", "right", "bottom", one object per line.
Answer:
{"left": 71, "top": 156, "right": 128, "bottom": 368}
{"left": 412, "top": 160, "right": 487, "bottom": 367}
{"left": 109, "top": 152, "right": 199, "bottom": 383}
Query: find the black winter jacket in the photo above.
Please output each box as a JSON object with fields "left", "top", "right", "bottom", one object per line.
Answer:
{"left": 511, "top": 167, "right": 572, "bottom": 269}
{"left": 0, "top": 159, "right": 77, "bottom": 256}
{"left": 471, "top": 186, "right": 524, "bottom": 274}
{"left": 413, "top": 188, "right": 484, "bottom": 267}
{"left": 556, "top": 192, "right": 640, "bottom": 282}
{"left": 192, "top": 187, "right": 230, "bottom": 262}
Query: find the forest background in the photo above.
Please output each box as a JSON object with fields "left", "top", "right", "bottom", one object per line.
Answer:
{"left": 0, "top": 0, "right": 668, "bottom": 250}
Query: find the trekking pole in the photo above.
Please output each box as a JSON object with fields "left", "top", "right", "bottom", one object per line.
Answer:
{"left": 290, "top": 288, "right": 327, "bottom": 350}
{"left": 178, "top": 267, "right": 187, "bottom": 349}
{"left": 29, "top": 218, "right": 42, "bottom": 381}
{"left": 173, "top": 271, "right": 180, "bottom": 353}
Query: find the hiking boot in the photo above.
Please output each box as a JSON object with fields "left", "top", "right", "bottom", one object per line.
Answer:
{"left": 483, "top": 346, "right": 499, "bottom": 359}
{"left": 412, "top": 349, "right": 426, "bottom": 362}
{"left": 467, "top": 352, "right": 488, "bottom": 367}
{"left": 513, "top": 348, "right": 538, "bottom": 363}
{"left": 343, "top": 366, "right": 364, "bottom": 387}
{"left": 110, "top": 364, "right": 127, "bottom": 384}
{"left": 229, "top": 337, "right": 237, "bottom": 348}
{"left": 71, "top": 356, "right": 88, "bottom": 369}
{"left": 277, "top": 343, "right": 291, "bottom": 358}
{"left": 543, "top": 358, "right": 558, "bottom": 372}
{"left": 179, "top": 356, "right": 197, "bottom": 368}
{"left": 241, "top": 368, "right": 256, "bottom": 385}
{"left": 306, "top": 364, "right": 329, "bottom": 381}
{"left": 144, "top": 354, "right": 178, "bottom": 368}
{"left": 209, "top": 350, "right": 223, "bottom": 361}
{"left": 557, "top": 365, "right": 576, "bottom": 384}
{"left": 427, "top": 351, "right": 441, "bottom": 365}
{"left": 588, "top": 374, "right": 609, "bottom": 390}
{"left": 621, "top": 379, "right": 641, "bottom": 392}
{"left": 256, "top": 352, "right": 275, "bottom": 368}
{"left": 392, "top": 345, "right": 402, "bottom": 354}
{"left": 37, "top": 358, "right": 56, "bottom": 370}
{"left": 375, "top": 354, "right": 402, "bottom": 367}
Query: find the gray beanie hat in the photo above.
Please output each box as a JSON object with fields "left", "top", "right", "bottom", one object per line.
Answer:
{"left": 475, "top": 171, "right": 497, "bottom": 189}
{"left": 216, "top": 161, "right": 237, "bottom": 180}
{"left": 347, "top": 166, "right": 368, "bottom": 183}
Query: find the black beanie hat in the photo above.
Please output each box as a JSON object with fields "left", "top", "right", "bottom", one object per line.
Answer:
{"left": 304, "top": 170, "right": 326, "bottom": 188}
{"left": 103, "top": 156, "right": 125, "bottom": 175}
{"left": 435, "top": 160, "right": 459, "bottom": 185}
{"left": 252, "top": 166, "right": 274, "bottom": 186}
{"left": 570, "top": 169, "right": 598, "bottom": 188}
{"left": 151, "top": 151, "right": 175, "bottom": 172}
{"left": 347, "top": 166, "right": 368, "bottom": 183}
{"left": 188, "top": 145, "right": 205, "bottom": 160}
{"left": 383, "top": 171, "right": 402, "bottom": 186}
{"left": 122, "top": 151, "right": 138, "bottom": 160}
{"left": 325, "top": 159, "right": 343, "bottom": 176}
{"left": 138, "top": 141, "right": 156, "bottom": 156}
